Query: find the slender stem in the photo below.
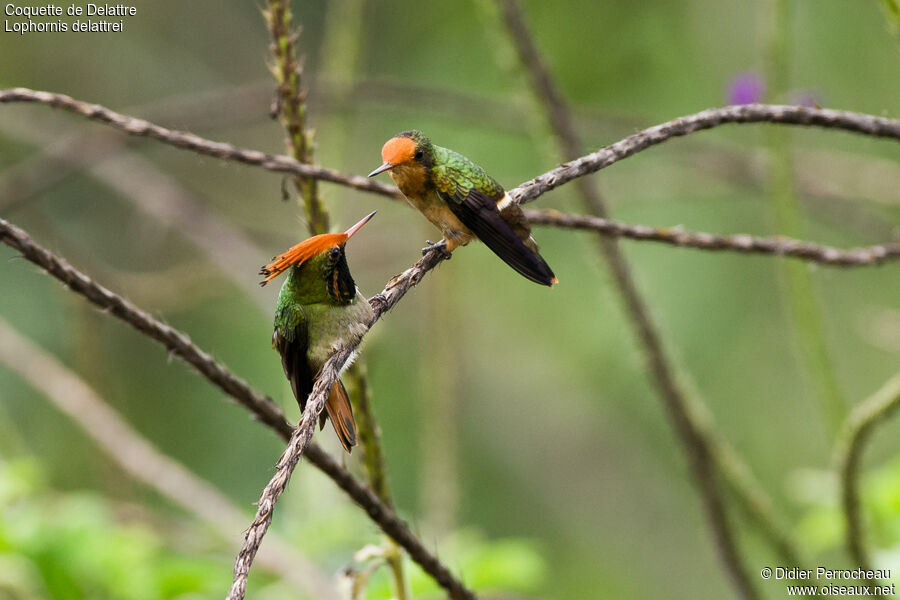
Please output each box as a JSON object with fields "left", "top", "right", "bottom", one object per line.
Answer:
{"left": 265, "top": 3, "right": 409, "bottom": 596}
{"left": 419, "top": 266, "right": 461, "bottom": 536}
{"left": 881, "top": 0, "right": 900, "bottom": 41}
{"left": 345, "top": 363, "right": 410, "bottom": 600}
{"left": 318, "top": 0, "right": 410, "bottom": 594}
{"left": 494, "top": 1, "right": 756, "bottom": 596}
{"left": 685, "top": 389, "right": 807, "bottom": 567}
{"left": 266, "top": 0, "right": 328, "bottom": 234}
{"left": 765, "top": 0, "right": 845, "bottom": 438}
{"left": 835, "top": 373, "right": 900, "bottom": 590}
{"left": 268, "top": 0, "right": 410, "bottom": 594}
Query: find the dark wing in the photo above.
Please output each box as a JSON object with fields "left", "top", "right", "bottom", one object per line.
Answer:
{"left": 273, "top": 309, "right": 314, "bottom": 413}
{"left": 273, "top": 306, "right": 356, "bottom": 453}
{"left": 442, "top": 187, "right": 557, "bottom": 286}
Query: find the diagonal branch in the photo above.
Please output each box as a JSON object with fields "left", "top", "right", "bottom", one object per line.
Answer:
{"left": 494, "top": 1, "right": 757, "bottom": 596}
{"left": 0, "top": 316, "right": 339, "bottom": 600}
{"left": 227, "top": 248, "right": 457, "bottom": 600}
{"left": 835, "top": 372, "right": 900, "bottom": 579}
{"left": 0, "top": 217, "right": 470, "bottom": 598}
{"left": 525, "top": 208, "right": 900, "bottom": 267}
{"left": 264, "top": 1, "right": 410, "bottom": 595}
{"left": 507, "top": 103, "right": 900, "bottom": 205}
{"left": 0, "top": 88, "right": 401, "bottom": 201}
{"left": 4, "top": 87, "right": 900, "bottom": 209}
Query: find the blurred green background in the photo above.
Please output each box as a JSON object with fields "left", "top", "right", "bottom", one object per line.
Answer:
{"left": 2, "top": 1, "right": 900, "bottom": 598}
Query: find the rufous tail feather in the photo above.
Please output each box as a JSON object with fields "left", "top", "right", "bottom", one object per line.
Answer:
{"left": 324, "top": 380, "right": 357, "bottom": 453}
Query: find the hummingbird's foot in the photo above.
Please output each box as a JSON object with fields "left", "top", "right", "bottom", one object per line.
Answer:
{"left": 422, "top": 240, "right": 452, "bottom": 259}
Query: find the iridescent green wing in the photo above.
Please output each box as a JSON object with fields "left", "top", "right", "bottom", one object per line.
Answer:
{"left": 431, "top": 145, "right": 505, "bottom": 204}
{"left": 431, "top": 146, "right": 556, "bottom": 285}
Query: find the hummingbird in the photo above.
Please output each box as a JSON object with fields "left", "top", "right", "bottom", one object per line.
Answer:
{"left": 259, "top": 211, "right": 377, "bottom": 453}
{"left": 368, "top": 130, "right": 557, "bottom": 286}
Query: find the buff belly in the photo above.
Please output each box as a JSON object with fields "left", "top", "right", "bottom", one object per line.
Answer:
{"left": 406, "top": 188, "right": 474, "bottom": 250}
{"left": 304, "top": 293, "right": 374, "bottom": 367}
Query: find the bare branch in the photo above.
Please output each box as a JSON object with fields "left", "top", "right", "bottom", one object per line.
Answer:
{"left": 0, "top": 217, "right": 288, "bottom": 434}
{"left": 0, "top": 88, "right": 401, "bottom": 201}
{"left": 0, "top": 316, "right": 339, "bottom": 600}
{"left": 835, "top": 372, "right": 900, "bottom": 578}
{"left": 265, "top": 0, "right": 329, "bottom": 234}
{"left": 227, "top": 248, "right": 458, "bottom": 600}
{"left": 508, "top": 103, "right": 900, "bottom": 205}
{"left": 4, "top": 87, "right": 900, "bottom": 211}
{"left": 244, "top": 2, "right": 409, "bottom": 598}
{"left": 227, "top": 352, "right": 348, "bottom": 600}
{"left": 525, "top": 208, "right": 900, "bottom": 266}
{"left": 0, "top": 217, "right": 471, "bottom": 599}
{"left": 494, "top": 1, "right": 758, "bottom": 596}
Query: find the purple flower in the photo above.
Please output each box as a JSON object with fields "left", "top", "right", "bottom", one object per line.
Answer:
{"left": 727, "top": 72, "right": 766, "bottom": 105}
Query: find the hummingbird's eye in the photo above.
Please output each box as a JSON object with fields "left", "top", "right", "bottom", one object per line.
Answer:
{"left": 329, "top": 247, "right": 340, "bottom": 259}
{"left": 414, "top": 149, "right": 424, "bottom": 161}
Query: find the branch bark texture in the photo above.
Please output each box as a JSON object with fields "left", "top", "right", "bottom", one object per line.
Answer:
{"left": 5, "top": 88, "right": 900, "bottom": 210}
{"left": 0, "top": 316, "right": 338, "bottom": 600}
{"left": 508, "top": 103, "right": 900, "bottom": 205}
{"left": 0, "top": 217, "right": 470, "bottom": 599}
{"left": 495, "top": 1, "right": 759, "bottom": 597}
{"left": 0, "top": 88, "right": 401, "bottom": 200}
{"left": 525, "top": 208, "right": 900, "bottom": 267}
{"left": 836, "top": 372, "right": 900, "bottom": 576}
{"left": 226, "top": 248, "right": 457, "bottom": 600}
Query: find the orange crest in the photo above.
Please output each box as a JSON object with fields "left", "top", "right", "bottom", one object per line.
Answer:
{"left": 259, "top": 233, "right": 346, "bottom": 286}
{"left": 381, "top": 136, "right": 417, "bottom": 166}
{"left": 258, "top": 211, "right": 375, "bottom": 286}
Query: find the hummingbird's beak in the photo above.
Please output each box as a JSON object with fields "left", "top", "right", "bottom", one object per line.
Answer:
{"left": 367, "top": 162, "right": 393, "bottom": 177}
{"left": 344, "top": 211, "right": 376, "bottom": 239}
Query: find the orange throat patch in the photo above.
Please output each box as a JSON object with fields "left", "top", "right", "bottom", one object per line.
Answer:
{"left": 390, "top": 163, "right": 428, "bottom": 198}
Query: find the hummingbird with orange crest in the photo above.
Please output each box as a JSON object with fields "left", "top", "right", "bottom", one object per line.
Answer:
{"left": 259, "top": 212, "right": 377, "bottom": 453}
{"left": 368, "top": 130, "right": 557, "bottom": 286}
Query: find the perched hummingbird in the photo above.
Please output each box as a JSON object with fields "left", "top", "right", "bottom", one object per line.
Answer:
{"left": 259, "top": 212, "right": 377, "bottom": 453}
{"left": 368, "top": 130, "right": 557, "bottom": 286}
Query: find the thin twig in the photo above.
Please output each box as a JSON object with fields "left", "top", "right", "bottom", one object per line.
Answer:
{"left": 765, "top": 0, "right": 845, "bottom": 439}
{"left": 0, "top": 316, "right": 339, "bottom": 600}
{"left": 507, "top": 104, "right": 900, "bottom": 205}
{"left": 835, "top": 373, "right": 900, "bottom": 579}
{"left": 495, "top": 1, "right": 756, "bottom": 596}
{"left": 0, "top": 111, "right": 274, "bottom": 312}
{"left": 0, "top": 217, "right": 289, "bottom": 434}
{"left": 5, "top": 112, "right": 896, "bottom": 273}
{"left": 3, "top": 108, "right": 403, "bottom": 598}
{"left": 5, "top": 115, "right": 895, "bottom": 274}
{"left": 4, "top": 87, "right": 900, "bottom": 209}
{"left": 0, "top": 217, "right": 471, "bottom": 599}
{"left": 525, "top": 208, "right": 900, "bottom": 266}
{"left": 0, "top": 88, "right": 401, "bottom": 201}
{"left": 264, "top": 1, "right": 409, "bottom": 596}
{"left": 227, "top": 248, "right": 455, "bottom": 600}
{"left": 266, "top": 0, "right": 328, "bottom": 234}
